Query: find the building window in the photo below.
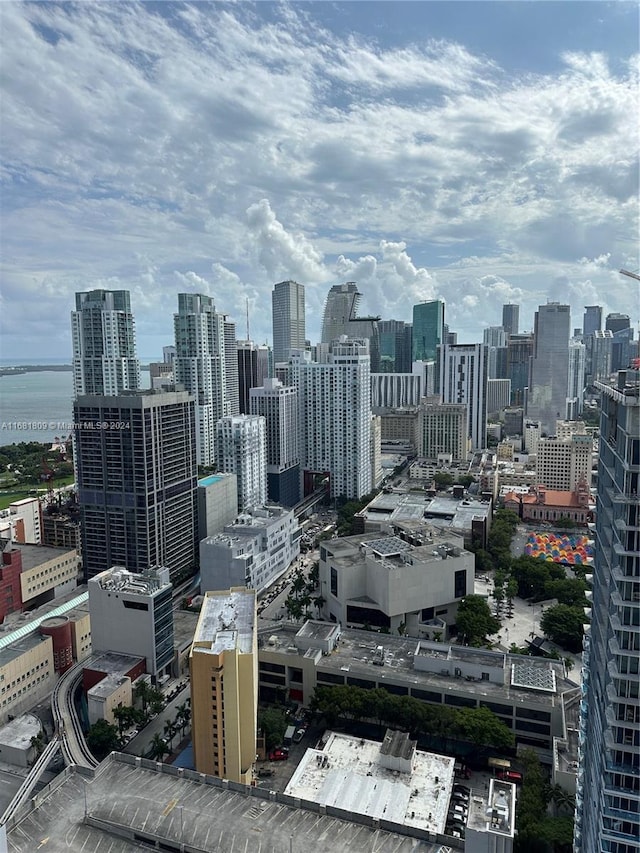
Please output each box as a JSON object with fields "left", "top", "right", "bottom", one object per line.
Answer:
{"left": 454, "top": 569, "right": 467, "bottom": 599}
{"left": 330, "top": 567, "right": 338, "bottom": 597}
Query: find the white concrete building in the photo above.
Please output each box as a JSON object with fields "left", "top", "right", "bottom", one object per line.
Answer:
{"left": 200, "top": 505, "right": 300, "bottom": 593}
{"left": 88, "top": 566, "right": 174, "bottom": 679}
{"left": 71, "top": 289, "right": 140, "bottom": 396}
{"left": 173, "top": 292, "right": 239, "bottom": 466}
{"left": 293, "top": 338, "right": 372, "bottom": 500}
{"left": 7, "top": 498, "right": 42, "bottom": 544}
{"left": 319, "top": 531, "right": 474, "bottom": 636}
{"left": 249, "top": 379, "right": 300, "bottom": 507}
{"left": 197, "top": 473, "right": 238, "bottom": 541}
{"left": 523, "top": 420, "right": 542, "bottom": 454}
{"left": 216, "top": 415, "right": 267, "bottom": 511}
{"left": 440, "top": 343, "right": 488, "bottom": 450}
{"left": 536, "top": 433, "right": 592, "bottom": 491}
{"left": 567, "top": 337, "right": 586, "bottom": 415}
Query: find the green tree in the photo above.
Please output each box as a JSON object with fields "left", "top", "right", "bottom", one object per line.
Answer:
{"left": 433, "top": 472, "right": 454, "bottom": 490}
{"left": 176, "top": 702, "right": 191, "bottom": 737}
{"left": 258, "top": 707, "right": 288, "bottom": 749}
{"left": 133, "top": 680, "right": 154, "bottom": 712}
{"left": 456, "top": 595, "right": 501, "bottom": 646}
{"left": 545, "top": 578, "right": 587, "bottom": 607}
{"left": 148, "top": 733, "right": 170, "bottom": 762}
{"left": 87, "top": 719, "right": 120, "bottom": 760}
{"left": 540, "top": 604, "right": 585, "bottom": 653}
{"left": 284, "top": 596, "right": 303, "bottom": 621}
{"left": 313, "top": 595, "right": 326, "bottom": 616}
{"left": 456, "top": 474, "right": 474, "bottom": 488}
{"left": 112, "top": 705, "right": 135, "bottom": 737}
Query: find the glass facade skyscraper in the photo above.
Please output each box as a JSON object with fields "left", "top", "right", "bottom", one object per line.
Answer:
{"left": 412, "top": 300, "right": 444, "bottom": 363}
{"left": 575, "top": 369, "right": 639, "bottom": 852}
{"left": 272, "top": 280, "right": 305, "bottom": 365}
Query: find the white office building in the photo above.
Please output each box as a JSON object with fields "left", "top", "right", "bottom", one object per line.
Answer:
{"left": 71, "top": 289, "right": 140, "bottom": 396}
{"left": 272, "top": 280, "right": 305, "bottom": 366}
{"left": 293, "top": 338, "right": 372, "bottom": 501}
{"left": 200, "top": 505, "right": 300, "bottom": 593}
{"left": 440, "top": 343, "right": 488, "bottom": 450}
{"left": 174, "top": 292, "right": 239, "bottom": 466}
{"left": 568, "top": 338, "right": 586, "bottom": 415}
{"left": 320, "top": 531, "right": 474, "bottom": 636}
{"left": 536, "top": 433, "right": 592, "bottom": 491}
{"left": 216, "top": 415, "right": 267, "bottom": 511}
{"left": 88, "top": 566, "right": 174, "bottom": 678}
{"left": 249, "top": 379, "right": 300, "bottom": 507}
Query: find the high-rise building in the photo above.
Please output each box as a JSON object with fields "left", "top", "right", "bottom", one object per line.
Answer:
{"left": 236, "top": 340, "right": 259, "bottom": 415}
{"left": 249, "top": 379, "right": 300, "bottom": 507}
{"left": 321, "top": 283, "right": 380, "bottom": 370}
{"left": 378, "top": 320, "right": 412, "bottom": 373}
{"left": 293, "top": 338, "right": 372, "bottom": 500}
{"left": 586, "top": 330, "right": 614, "bottom": 384}
{"left": 88, "top": 565, "right": 174, "bottom": 679}
{"left": 526, "top": 303, "right": 571, "bottom": 434}
{"left": 417, "top": 399, "right": 468, "bottom": 461}
{"left": 173, "top": 293, "right": 239, "bottom": 467}
{"left": 502, "top": 303, "right": 519, "bottom": 337}
{"left": 74, "top": 390, "right": 197, "bottom": 583}
{"left": 190, "top": 588, "right": 257, "bottom": 784}
{"left": 371, "top": 373, "right": 423, "bottom": 410}
{"left": 412, "top": 300, "right": 444, "bottom": 363}
{"left": 575, "top": 369, "right": 639, "bottom": 853}
{"left": 605, "top": 313, "right": 631, "bottom": 335}
{"left": 536, "top": 433, "right": 592, "bottom": 491}
{"left": 440, "top": 343, "right": 488, "bottom": 450}
{"left": 71, "top": 290, "right": 140, "bottom": 396}
{"left": 483, "top": 326, "right": 509, "bottom": 379}
{"left": 583, "top": 305, "right": 603, "bottom": 337}
{"left": 487, "top": 378, "right": 511, "bottom": 415}
{"left": 568, "top": 338, "right": 586, "bottom": 415}
{"left": 507, "top": 333, "right": 533, "bottom": 406}
{"left": 272, "top": 280, "right": 305, "bottom": 366}
{"left": 216, "top": 415, "right": 267, "bottom": 511}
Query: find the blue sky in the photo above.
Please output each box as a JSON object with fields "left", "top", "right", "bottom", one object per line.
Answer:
{"left": 1, "top": 1, "right": 638, "bottom": 358}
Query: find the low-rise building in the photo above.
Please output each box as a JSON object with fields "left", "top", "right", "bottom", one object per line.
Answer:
{"left": 7, "top": 498, "right": 42, "bottom": 544}
{"left": 258, "top": 623, "right": 577, "bottom": 759}
{"left": 87, "top": 673, "right": 132, "bottom": 726}
{"left": 319, "top": 531, "right": 473, "bottom": 636}
{"left": 18, "top": 543, "right": 78, "bottom": 609}
{"left": 503, "top": 481, "right": 591, "bottom": 525}
{"left": 200, "top": 505, "right": 300, "bottom": 594}
{"left": 88, "top": 566, "right": 174, "bottom": 679}
{"left": 0, "top": 713, "right": 43, "bottom": 767}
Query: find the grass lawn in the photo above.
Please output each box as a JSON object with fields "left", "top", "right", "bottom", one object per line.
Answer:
{"left": 0, "top": 476, "right": 75, "bottom": 511}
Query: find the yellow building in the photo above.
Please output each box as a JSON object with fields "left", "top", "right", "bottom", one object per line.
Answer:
{"left": 189, "top": 588, "right": 257, "bottom": 784}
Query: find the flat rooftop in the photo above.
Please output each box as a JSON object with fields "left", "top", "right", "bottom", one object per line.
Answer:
{"left": 467, "top": 778, "right": 516, "bottom": 837}
{"left": 285, "top": 731, "right": 455, "bottom": 835}
{"left": 84, "top": 651, "right": 145, "bottom": 675}
{"left": 193, "top": 589, "right": 255, "bottom": 654}
{"left": 6, "top": 754, "right": 447, "bottom": 853}
{"left": 296, "top": 620, "right": 341, "bottom": 642}
{"left": 0, "top": 713, "right": 41, "bottom": 749}
{"left": 260, "top": 625, "right": 573, "bottom": 707}
{"left": 198, "top": 474, "right": 223, "bottom": 487}
{"left": 14, "top": 543, "right": 76, "bottom": 571}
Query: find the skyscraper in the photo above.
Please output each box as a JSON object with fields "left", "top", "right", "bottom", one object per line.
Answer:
{"left": 526, "top": 303, "right": 571, "bottom": 434}
{"left": 249, "top": 378, "right": 300, "bottom": 507}
{"left": 321, "top": 282, "right": 380, "bottom": 370}
{"left": 173, "top": 293, "right": 239, "bottom": 466}
{"left": 190, "top": 588, "right": 257, "bottom": 784}
{"left": 606, "top": 314, "right": 634, "bottom": 373}
{"left": 440, "top": 343, "right": 488, "bottom": 450}
{"left": 236, "top": 340, "right": 258, "bottom": 415}
{"left": 568, "top": 337, "right": 586, "bottom": 414}
{"left": 575, "top": 368, "right": 639, "bottom": 853}
{"left": 501, "top": 303, "right": 519, "bottom": 337}
{"left": 71, "top": 289, "right": 140, "bottom": 396}
{"left": 216, "top": 415, "right": 267, "bottom": 511}
{"left": 583, "top": 305, "right": 603, "bottom": 337}
{"left": 272, "top": 280, "right": 305, "bottom": 365}
{"left": 74, "top": 390, "right": 197, "bottom": 583}
{"left": 412, "top": 300, "right": 444, "bottom": 362}
{"left": 294, "top": 338, "right": 372, "bottom": 500}
{"left": 378, "top": 320, "right": 412, "bottom": 373}
{"left": 507, "top": 333, "right": 533, "bottom": 406}
{"left": 483, "top": 326, "right": 508, "bottom": 379}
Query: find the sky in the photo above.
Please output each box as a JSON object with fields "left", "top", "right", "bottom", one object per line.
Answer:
{"left": 1, "top": 1, "right": 638, "bottom": 359}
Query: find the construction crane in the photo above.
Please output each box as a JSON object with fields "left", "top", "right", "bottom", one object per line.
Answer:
{"left": 619, "top": 268, "right": 640, "bottom": 282}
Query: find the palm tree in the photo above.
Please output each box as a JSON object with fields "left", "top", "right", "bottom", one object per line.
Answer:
{"left": 164, "top": 720, "right": 178, "bottom": 752}
{"left": 149, "top": 733, "right": 170, "bottom": 762}
{"left": 113, "top": 705, "right": 132, "bottom": 737}
{"left": 133, "top": 680, "right": 153, "bottom": 713}
{"left": 313, "top": 595, "right": 326, "bottom": 616}
{"left": 176, "top": 703, "right": 191, "bottom": 737}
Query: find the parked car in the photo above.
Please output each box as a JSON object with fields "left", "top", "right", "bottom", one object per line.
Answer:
{"left": 453, "top": 784, "right": 471, "bottom": 795}
{"left": 258, "top": 768, "right": 274, "bottom": 778}
{"left": 268, "top": 748, "right": 289, "bottom": 761}
{"left": 452, "top": 792, "right": 470, "bottom": 804}
{"left": 496, "top": 770, "right": 523, "bottom": 784}
{"left": 292, "top": 728, "right": 306, "bottom": 743}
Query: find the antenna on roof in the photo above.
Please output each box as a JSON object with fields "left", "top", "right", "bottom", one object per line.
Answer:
{"left": 246, "top": 297, "right": 250, "bottom": 341}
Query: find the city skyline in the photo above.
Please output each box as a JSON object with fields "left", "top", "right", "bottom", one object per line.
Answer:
{"left": 1, "top": 2, "right": 637, "bottom": 359}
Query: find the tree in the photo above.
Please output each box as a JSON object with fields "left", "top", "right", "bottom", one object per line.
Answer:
{"left": 433, "top": 472, "right": 454, "bottom": 490}
{"left": 87, "top": 719, "right": 120, "bottom": 760}
{"left": 546, "top": 578, "right": 587, "bottom": 607}
{"left": 164, "top": 720, "right": 179, "bottom": 752}
{"left": 540, "top": 604, "right": 585, "bottom": 653}
{"left": 30, "top": 732, "right": 45, "bottom": 761}
{"left": 258, "top": 707, "right": 288, "bottom": 749}
{"left": 149, "top": 733, "right": 170, "bottom": 762}
{"left": 176, "top": 702, "right": 191, "bottom": 737}
{"left": 313, "top": 595, "right": 326, "bottom": 616}
{"left": 284, "top": 596, "right": 303, "bottom": 621}
{"left": 133, "top": 680, "right": 154, "bottom": 712}
{"left": 455, "top": 595, "right": 501, "bottom": 646}
{"left": 113, "top": 705, "right": 134, "bottom": 737}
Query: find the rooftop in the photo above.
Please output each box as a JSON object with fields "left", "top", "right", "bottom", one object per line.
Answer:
{"left": 84, "top": 651, "right": 145, "bottom": 676}
{"left": 88, "top": 673, "right": 130, "bottom": 698}
{"left": 198, "top": 473, "right": 223, "bottom": 488}
{"left": 14, "top": 543, "right": 77, "bottom": 572}
{"left": 90, "top": 566, "right": 170, "bottom": 596}
{"left": 359, "top": 491, "right": 491, "bottom": 530}
{"left": 296, "top": 620, "right": 341, "bottom": 642}
{"left": 0, "top": 587, "right": 90, "bottom": 652}
{"left": 0, "top": 712, "right": 41, "bottom": 749}
{"left": 6, "top": 754, "right": 446, "bottom": 853}
{"left": 467, "top": 779, "right": 516, "bottom": 837}
{"left": 193, "top": 589, "right": 255, "bottom": 655}
{"left": 284, "top": 731, "right": 455, "bottom": 835}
